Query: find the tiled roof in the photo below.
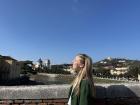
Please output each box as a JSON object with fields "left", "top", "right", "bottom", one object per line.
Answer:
{"left": 0, "top": 56, "right": 17, "bottom": 61}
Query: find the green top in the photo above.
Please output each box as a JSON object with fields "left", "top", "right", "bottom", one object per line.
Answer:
{"left": 68, "top": 79, "right": 95, "bottom": 105}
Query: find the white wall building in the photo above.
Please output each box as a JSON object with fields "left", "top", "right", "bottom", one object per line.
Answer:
{"left": 110, "top": 67, "right": 129, "bottom": 75}
{"left": 33, "top": 59, "right": 51, "bottom": 70}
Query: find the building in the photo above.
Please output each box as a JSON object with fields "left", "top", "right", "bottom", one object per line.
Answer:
{"left": 110, "top": 67, "right": 129, "bottom": 75}
{"left": 33, "top": 59, "right": 51, "bottom": 70}
{"left": 0, "top": 56, "right": 21, "bottom": 80}
{"left": 43, "top": 59, "right": 51, "bottom": 69}
{"left": 107, "top": 57, "right": 112, "bottom": 61}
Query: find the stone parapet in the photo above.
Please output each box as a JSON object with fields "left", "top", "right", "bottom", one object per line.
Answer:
{"left": 0, "top": 83, "right": 140, "bottom": 105}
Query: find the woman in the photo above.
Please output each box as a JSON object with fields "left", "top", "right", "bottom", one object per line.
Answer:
{"left": 68, "top": 53, "right": 96, "bottom": 105}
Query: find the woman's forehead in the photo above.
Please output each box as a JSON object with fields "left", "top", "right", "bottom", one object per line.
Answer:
{"left": 75, "top": 56, "right": 82, "bottom": 60}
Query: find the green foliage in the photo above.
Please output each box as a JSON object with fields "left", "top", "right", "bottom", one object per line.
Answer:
{"left": 127, "top": 61, "right": 140, "bottom": 78}
{"left": 37, "top": 68, "right": 70, "bottom": 74}
{"left": 94, "top": 67, "right": 111, "bottom": 77}
{"left": 21, "top": 61, "right": 37, "bottom": 75}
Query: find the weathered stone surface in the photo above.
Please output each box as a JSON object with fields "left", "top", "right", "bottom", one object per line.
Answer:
{"left": 0, "top": 83, "right": 140, "bottom": 99}
{"left": 0, "top": 85, "right": 70, "bottom": 99}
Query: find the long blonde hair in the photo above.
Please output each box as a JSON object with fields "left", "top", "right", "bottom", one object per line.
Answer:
{"left": 71, "top": 54, "right": 95, "bottom": 97}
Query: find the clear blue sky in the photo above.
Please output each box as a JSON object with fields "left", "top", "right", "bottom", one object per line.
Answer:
{"left": 0, "top": 0, "right": 140, "bottom": 64}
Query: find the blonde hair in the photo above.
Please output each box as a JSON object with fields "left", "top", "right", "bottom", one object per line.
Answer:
{"left": 71, "top": 54, "right": 95, "bottom": 97}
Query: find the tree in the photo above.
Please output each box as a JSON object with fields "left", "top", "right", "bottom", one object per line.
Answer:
{"left": 20, "top": 60, "right": 37, "bottom": 74}
{"left": 128, "top": 62, "right": 140, "bottom": 78}
{"left": 94, "top": 67, "right": 111, "bottom": 77}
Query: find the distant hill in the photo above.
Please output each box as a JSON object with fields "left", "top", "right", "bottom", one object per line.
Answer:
{"left": 93, "top": 57, "right": 140, "bottom": 68}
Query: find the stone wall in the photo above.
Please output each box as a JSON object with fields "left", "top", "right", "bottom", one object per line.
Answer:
{"left": 0, "top": 83, "right": 140, "bottom": 105}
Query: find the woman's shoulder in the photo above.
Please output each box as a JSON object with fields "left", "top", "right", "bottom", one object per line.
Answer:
{"left": 81, "top": 79, "right": 90, "bottom": 85}
{"left": 81, "top": 78, "right": 89, "bottom": 82}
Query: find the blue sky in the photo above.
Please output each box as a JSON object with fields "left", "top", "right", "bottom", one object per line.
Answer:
{"left": 0, "top": 0, "right": 140, "bottom": 64}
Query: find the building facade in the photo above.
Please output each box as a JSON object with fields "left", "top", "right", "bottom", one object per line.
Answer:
{"left": 0, "top": 56, "right": 21, "bottom": 80}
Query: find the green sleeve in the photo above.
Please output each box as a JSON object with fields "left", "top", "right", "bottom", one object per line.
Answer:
{"left": 79, "top": 80, "right": 90, "bottom": 105}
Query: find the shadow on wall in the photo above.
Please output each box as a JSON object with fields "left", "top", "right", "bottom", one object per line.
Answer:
{"left": 94, "top": 84, "right": 139, "bottom": 105}
{"left": 94, "top": 86, "right": 107, "bottom": 105}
